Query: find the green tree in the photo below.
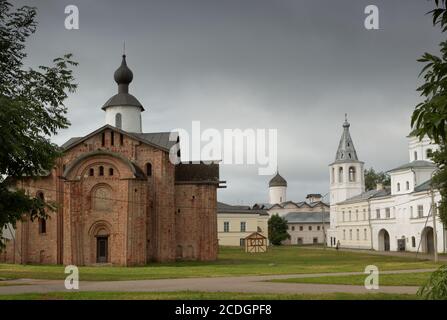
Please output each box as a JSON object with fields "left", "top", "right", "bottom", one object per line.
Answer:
{"left": 411, "top": 0, "right": 447, "bottom": 226}
{"left": 418, "top": 265, "right": 447, "bottom": 299}
{"left": 364, "top": 168, "right": 390, "bottom": 191}
{"left": 268, "top": 214, "right": 290, "bottom": 245}
{"left": 0, "top": 0, "right": 77, "bottom": 247}
{"left": 412, "top": 0, "right": 447, "bottom": 300}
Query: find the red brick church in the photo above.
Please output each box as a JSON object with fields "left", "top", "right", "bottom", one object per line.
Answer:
{"left": 0, "top": 55, "right": 221, "bottom": 266}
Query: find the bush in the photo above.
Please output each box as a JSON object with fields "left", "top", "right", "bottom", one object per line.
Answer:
{"left": 417, "top": 265, "right": 447, "bottom": 299}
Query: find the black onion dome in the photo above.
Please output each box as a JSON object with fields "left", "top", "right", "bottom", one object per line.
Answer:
{"left": 269, "top": 173, "right": 287, "bottom": 187}
{"left": 114, "top": 54, "right": 133, "bottom": 85}
{"left": 102, "top": 54, "right": 144, "bottom": 111}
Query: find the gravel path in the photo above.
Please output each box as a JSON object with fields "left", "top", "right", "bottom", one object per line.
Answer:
{"left": 0, "top": 268, "right": 434, "bottom": 296}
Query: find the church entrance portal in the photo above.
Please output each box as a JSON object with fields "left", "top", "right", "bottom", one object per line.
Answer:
{"left": 96, "top": 236, "right": 108, "bottom": 263}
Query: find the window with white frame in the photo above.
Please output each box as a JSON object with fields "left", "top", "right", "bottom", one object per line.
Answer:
{"left": 240, "top": 221, "right": 246, "bottom": 232}
{"left": 418, "top": 205, "right": 423, "bottom": 218}
{"left": 385, "top": 208, "right": 391, "bottom": 218}
{"left": 376, "top": 209, "right": 380, "bottom": 219}
{"left": 223, "top": 221, "right": 230, "bottom": 232}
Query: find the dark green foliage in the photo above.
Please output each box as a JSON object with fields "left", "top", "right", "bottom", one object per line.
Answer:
{"left": 413, "top": 0, "right": 447, "bottom": 301}
{"left": 364, "top": 168, "right": 390, "bottom": 191}
{"left": 0, "top": 0, "right": 77, "bottom": 247}
{"left": 411, "top": 0, "right": 447, "bottom": 226}
{"left": 417, "top": 265, "right": 447, "bottom": 299}
{"left": 268, "top": 214, "right": 290, "bottom": 246}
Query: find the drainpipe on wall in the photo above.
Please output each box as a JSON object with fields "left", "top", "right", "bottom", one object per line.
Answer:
{"left": 368, "top": 198, "right": 373, "bottom": 250}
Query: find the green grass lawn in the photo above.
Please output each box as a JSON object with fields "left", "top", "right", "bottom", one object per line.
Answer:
{"left": 0, "top": 246, "right": 442, "bottom": 281}
{"left": 270, "top": 272, "right": 432, "bottom": 287}
{"left": 0, "top": 291, "right": 419, "bottom": 300}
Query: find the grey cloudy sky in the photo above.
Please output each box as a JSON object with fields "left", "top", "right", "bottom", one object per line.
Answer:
{"left": 14, "top": 0, "right": 443, "bottom": 204}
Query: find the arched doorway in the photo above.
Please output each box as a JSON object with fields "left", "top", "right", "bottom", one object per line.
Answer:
{"left": 378, "top": 229, "right": 390, "bottom": 251}
{"left": 88, "top": 221, "right": 112, "bottom": 264}
{"left": 421, "top": 227, "right": 435, "bottom": 254}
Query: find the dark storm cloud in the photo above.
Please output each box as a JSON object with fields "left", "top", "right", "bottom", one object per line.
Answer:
{"left": 13, "top": 0, "right": 444, "bottom": 204}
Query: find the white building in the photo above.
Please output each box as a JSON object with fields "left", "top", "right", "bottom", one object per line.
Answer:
{"left": 254, "top": 174, "right": 329, "bottom": 245}
{"left": 327, "top": 118, "right": 446, "bottom": 254}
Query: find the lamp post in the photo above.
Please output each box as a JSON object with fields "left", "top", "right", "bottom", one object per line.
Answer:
{"left": 321, "top": 192, "right": 329, "bottom": 250}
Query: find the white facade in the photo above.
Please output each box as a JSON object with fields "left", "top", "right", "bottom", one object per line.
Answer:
{"left": 105, "top": 105, "right": 142, "bottom": 133}
{"left": 286, "top": 222, "right": 329, "bottom": 245}
{"left": 369, "top": 190, "right": 444, "bottom": 253}
{"left": 269, "top": 186, "right": 286, "bottom": 205}
{"left": 408, "top": 135, "right": 439, "bottom": 162}
{"left": 332, "top": 132, "right": 446, "bottom": 254}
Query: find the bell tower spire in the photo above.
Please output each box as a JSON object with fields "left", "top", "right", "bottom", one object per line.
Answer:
{"left": 326, "top": 115, "right": 365, "bottom": 247}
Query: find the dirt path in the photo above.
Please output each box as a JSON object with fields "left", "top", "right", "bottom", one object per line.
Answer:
{"left": 0, "top": 268, "right": 434, "bottom": 296}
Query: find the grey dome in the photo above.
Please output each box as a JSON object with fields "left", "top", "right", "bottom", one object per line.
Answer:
{"left": 114, "top": 55, "right": 133, "bottom": 85}
{"left": 102, "top": 54, "right": 145, "bottom": 111}
{"left": 269, "top": 173, "right": 287, "bottom": 187}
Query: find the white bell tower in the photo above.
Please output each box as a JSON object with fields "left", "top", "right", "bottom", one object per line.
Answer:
{"left": 102, "top": 54, "right": 145, "bottom": 133}
{"left": 327, "top": 115, "right": 365, "bottom": 247}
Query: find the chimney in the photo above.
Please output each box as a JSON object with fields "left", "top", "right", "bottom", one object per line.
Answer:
{"left": 376, "top": 183, "right": 383, "bottom": 191}
{"left": 306, "top": 194, "right": 322, "bottom": 203}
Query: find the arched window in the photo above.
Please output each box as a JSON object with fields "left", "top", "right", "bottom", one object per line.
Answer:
{"left": 338, "top": 167, "right": 343, "bottom": 183}
{"left": 406, "top": 181, "right": 410, "bottom": 190}
{"left": 109, "top": 168, "right": 114, "bottom": 176}
{"left": 331, "top": 168, "right": 335, "bottom": 184}
{"left": 115, "top": 113, "right": 122, "bottom": 129}
{"left": 99, "top": 166, "right": 104, "bottom": 176}
{"left": 89, "top": 168, "right": 94, "bottom": 176}
{"left": 146, "top": 163, "right": 152, "bottom": 177}
{"left": 39, "top": 218, "right": 46, "bottom": 234}
{"left": 348, "top": 167, "right": 356, "bottom": 182}
{"left": 397, "top": 183, "right": 401, "bottom": 192}
{"left": 412, "top": 236, "right": 416, "bottom": 248}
